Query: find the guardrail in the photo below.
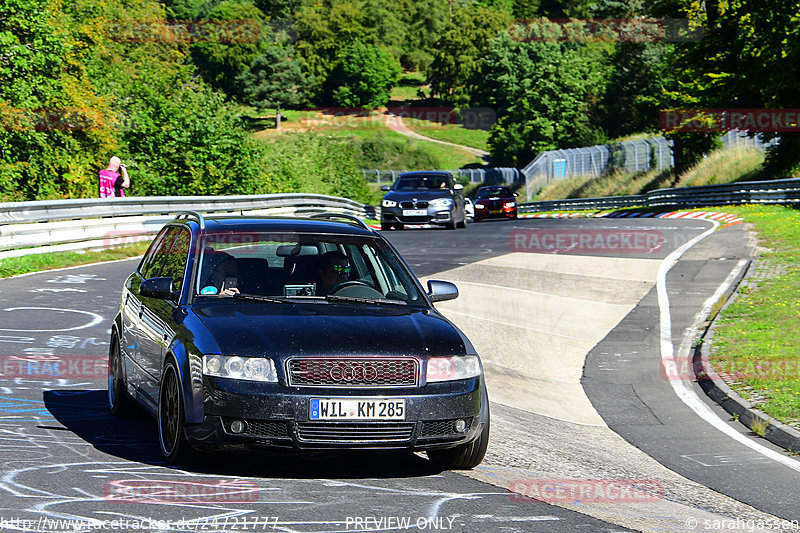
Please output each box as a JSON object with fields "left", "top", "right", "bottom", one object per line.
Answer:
{"left": 0, "top": 194, "right": 376, "bottom": 259}
{"left": 518, "top": 177, "right": 800, "bottom": 213}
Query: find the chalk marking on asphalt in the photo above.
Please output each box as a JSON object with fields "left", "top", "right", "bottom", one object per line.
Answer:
{"left": 657, "top": 221, "right": 800, "bottom": 473}
{"left": 0, "top": 307, "right": 103, "bottom": 332}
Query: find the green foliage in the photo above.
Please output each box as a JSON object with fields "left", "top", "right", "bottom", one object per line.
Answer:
{"left": 190, "top": 0, "right": 267, "bottom": 96}
{"left": 260, "top": 132, "right": 373, "bottom": 203}
{"left": 0, "top": 0, "right": 285, "bottom": 201}
{"left": 327, "top": 41, "right": 401, "bottom": 108}
{"left": 426, "top": 6, "right": 511, "bottom": 107}
{"left": 238, "top": 44, "right": 311, "bottom": 110}
{"left": 483, "top": 36, "right": 611, "bottom": 166}
{"left": 667, "top": 0, "right": 800, "bottom": 176}
{"left": 353, "top": 132, "right": 441, "bottom": 170}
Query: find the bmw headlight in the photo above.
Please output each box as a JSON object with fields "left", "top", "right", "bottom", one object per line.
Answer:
{"left": 504, "top": 201, "right": 516, "bottom": 208}
{"left": 203, "top": 355, "right": 278, "bottom": 382}
{"left": 429, "top": 198, "right": 453, "bottom": 209}
{"left": 426, "top": 356, "right": 481, "bottom": 382}
{"left": 475, "top": 204, "right": 486, "bottom": 209}
{"left": 382, "top": 199, "right": 397, "bottom": 208}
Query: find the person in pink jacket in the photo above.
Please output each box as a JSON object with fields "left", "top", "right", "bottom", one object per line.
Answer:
{"left": 99, "top": 156, "right": 130, "bottom": 198}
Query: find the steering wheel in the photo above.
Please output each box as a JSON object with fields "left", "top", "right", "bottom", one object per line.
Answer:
{"left": 327, "top": 280, "right": 384, "bottom": 298}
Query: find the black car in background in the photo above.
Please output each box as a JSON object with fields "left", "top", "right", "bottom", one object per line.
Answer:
{"left": 473, "top": 186, "right": 518, "bottom": 221}
{"left": 108, "top": 212, "right": 489, "bottom": 469}
{"left": 380, "top": 171, "right": 467, "bottom": 230}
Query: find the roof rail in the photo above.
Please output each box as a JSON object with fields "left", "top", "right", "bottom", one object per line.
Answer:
{"left": 309, "top": 212, "right": 371, "bottom": 231}
{"left": 174, "top": 211, "right": 206, "bottom": 230}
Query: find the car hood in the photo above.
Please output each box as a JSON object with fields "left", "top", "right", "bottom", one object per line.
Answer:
{"left": 193, "top": 302, "right": 469, "bottom": 358}
{"left": 384, "top": 190, "right": 454, "bottom": 202}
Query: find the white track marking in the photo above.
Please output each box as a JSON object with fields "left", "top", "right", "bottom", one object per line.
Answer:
{"left": 658, "top": 220, "right": 800, "bottom": 472}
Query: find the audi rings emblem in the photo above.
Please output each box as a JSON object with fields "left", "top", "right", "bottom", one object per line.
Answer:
{"left": 329, "top": 362, "right": 379, "bottom": 381}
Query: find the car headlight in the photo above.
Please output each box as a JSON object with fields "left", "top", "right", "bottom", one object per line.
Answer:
{"left": 382, "top": 199, "right": 397, "bottom": 208}
{"left": 504, "top": 202, "right": 516, "bottom": 208}
{"left": 429, "top": 198, "right": 453, "bottom": 209}
{"left": 203, "top": 355, "right": 278, "bottom": 382}
{"left": 426, "top": 356, "right": 481, "bottom": 382}
{"left": 475, "top": 204, "right": 486, "bottom": 209}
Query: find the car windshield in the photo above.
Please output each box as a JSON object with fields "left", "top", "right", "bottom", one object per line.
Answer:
{"left": 476, "top": 188, "right": 511, "bottom": 198}
{"left": 393, "top": 176, "right": 451, "bottom": 191}
{"left": 195, "top": 232, "right": 424, "bottom": 305}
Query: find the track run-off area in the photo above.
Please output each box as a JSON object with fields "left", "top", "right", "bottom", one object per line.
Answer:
{"left": 0, "top": 214, "right": 798, "bottom": 533}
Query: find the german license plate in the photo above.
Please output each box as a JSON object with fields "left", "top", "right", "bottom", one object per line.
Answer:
{"left": 490, "top": 209, "right": 502, "bottom": 214}
{"left": 309, "top": 398, "right": 406, "bottom": 420}
{"left": 402, "top": 209, "right": 427, "bottom": 216}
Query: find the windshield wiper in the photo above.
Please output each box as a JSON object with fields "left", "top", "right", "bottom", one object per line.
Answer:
{"left": 232, "top": 293, "right": 285, "bottom": 304}
{"left": 323, "top": 295, "right": 407, "bottom": 305}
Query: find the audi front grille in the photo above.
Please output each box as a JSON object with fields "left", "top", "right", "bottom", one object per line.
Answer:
{"left": 287, "top": 357, "right": 419, "bottom": 388}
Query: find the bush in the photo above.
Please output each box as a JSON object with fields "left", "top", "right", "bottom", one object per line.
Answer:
{"left": 327, "top": 41, "right": 401, "bottom": 108}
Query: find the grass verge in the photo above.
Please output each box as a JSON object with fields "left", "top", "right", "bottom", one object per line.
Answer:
{"left": 0, "top": 242, "right": 151, "bottom": 279}
{"left": 706, "top": 205, "right": 800, "bottom": 430}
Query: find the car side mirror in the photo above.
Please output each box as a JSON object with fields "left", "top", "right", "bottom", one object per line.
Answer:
{"left": 454, "top": 184, "right": 464, "bottom": 190}
{"left": 141, "top": 277, "right": 178, "bottom": 301}
{"left": 381, "top": 185, "right": 391, "bottom": 191}
{"left": 427, "top": 280, "right": 458, "bottom": 303}
{"left": 514, "top": 192, "right": 519, "bottom": 197}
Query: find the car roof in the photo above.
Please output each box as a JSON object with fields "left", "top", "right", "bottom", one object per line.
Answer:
{"left": 175, "top": 216, "right": 376, "bottom": 237}
{"left": 397, "top": 171, "right": 453, "bottom": 177}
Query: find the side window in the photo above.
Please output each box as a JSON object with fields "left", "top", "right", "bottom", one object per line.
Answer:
{"left": 140, "top": 227, "right": 179, "bottom": 280}
{"left": 139, "top": 227, "right": 174, "bottom": 279}
{"left": 160, "top": 229, "right": 191, "bottom": 294}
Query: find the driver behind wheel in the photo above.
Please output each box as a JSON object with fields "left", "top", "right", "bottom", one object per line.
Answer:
{"left": 317, "top": 251, "right": 351, "bottom": 294}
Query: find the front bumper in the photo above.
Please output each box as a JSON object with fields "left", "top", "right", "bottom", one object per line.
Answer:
{"left": 474, "top": 204, "right": 517, "bottom": 220}
{"left": 185, "top": 377, "right": 485, "bottom": 452}
{"left": 381, "top": 206, "right": 455, "bottom": 226}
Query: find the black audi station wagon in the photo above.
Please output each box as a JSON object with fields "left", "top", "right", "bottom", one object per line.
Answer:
{"left": 108, "top": 212, "right": 489, "bottom": 469}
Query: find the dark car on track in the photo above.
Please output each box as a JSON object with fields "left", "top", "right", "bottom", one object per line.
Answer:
{"left": 108, "top": 212, "right": 489, "bottom": 469}
{"left": 473, "top": 186, "right": 518, "bottom": 221}
{"left": 380, "top": 171, "right": 467, "bottom": 230}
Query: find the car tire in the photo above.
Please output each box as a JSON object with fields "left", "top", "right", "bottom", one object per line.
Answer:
{"left": 157, "top": 359, "right": 194, "bottom": 464}
{"left": 445, "top": 219, "right": 457, "bottom": 230}
{"left": 381, "top": 223, "right": 392, "bottom": 231}
{"left": 394, "top": 223, "right": 404, "bottom": 230}
{"left": 427, "top": 389, "right": 490, "bottom": 470}
{"left": 457, "top": 215, "right": 467, "bottom": 228}
{"left": 108, "top": 332, "right": 133, "bottom": 417}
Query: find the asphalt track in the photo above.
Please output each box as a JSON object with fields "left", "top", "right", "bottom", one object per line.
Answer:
{"left": 0, "top": 216, "right": 797, "bottom": 532}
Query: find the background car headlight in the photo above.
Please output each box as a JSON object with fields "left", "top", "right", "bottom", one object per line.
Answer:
{"left": 475, "top": 204, "right": 486, "bottom": 209}
{"left": 203, "top": 355, "right": 277, "bottom": 382}
{"left": 504, "top": 201, "right": 516, "bottom": 208}
{"left": 426, "top": 355, "right": 481, "bottom": 382}
{"left": 382, "top": 199, "right": 397, "bottom": 208}
{"left": 429, "top": 198, "right": 453, "bottom": 209}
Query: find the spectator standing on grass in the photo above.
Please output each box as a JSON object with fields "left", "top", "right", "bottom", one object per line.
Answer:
{"left": 99, "top": 156, "right": 130, "bottom": 198}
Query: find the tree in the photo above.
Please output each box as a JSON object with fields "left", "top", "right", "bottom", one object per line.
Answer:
{"left": 482, "top": 35, "right": 610, "bottom": 166}
{"left": 426, "top": 6, "right": 511, "bottom": 106}
{"left": 665, "top": 0, "right": 800, "bottom": 175}
{"left": 238, "top": 44, "right": 311, "bottom": 128}
{"left": 326, "top": 41, "right": 401, "bottom": 108}
{"left": 190, "top": 0, "right": 267, "bottom": 96}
